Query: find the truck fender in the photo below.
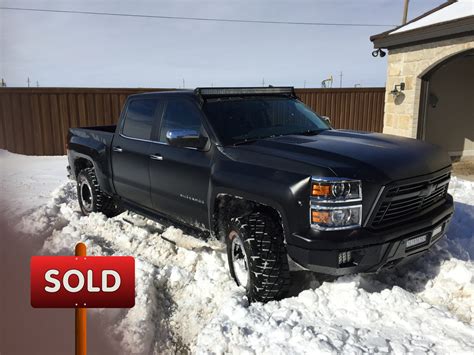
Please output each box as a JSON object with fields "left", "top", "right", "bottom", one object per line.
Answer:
{"left": 208, "top": 169, "right": 312, "bottom": 242}
{"left": 68, "top": 137, "right": 115, "bottom": 195}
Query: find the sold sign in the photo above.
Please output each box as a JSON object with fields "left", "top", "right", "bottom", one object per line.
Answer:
{"left": 31, "top": 254, "right": 135, "bottom": 308}
{"left": 31, "top": 243, "right": 135, "bottom": 355}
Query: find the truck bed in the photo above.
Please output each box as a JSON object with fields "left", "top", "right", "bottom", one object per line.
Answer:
{"left": 77, "top": 125, "right": 116, "bottom": 133}
{"left": 68, "top": 125, "right": 116, "bottom": 151}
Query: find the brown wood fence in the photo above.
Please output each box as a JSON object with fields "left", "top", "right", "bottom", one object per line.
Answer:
{"left": 0, "top": 87, "right": 385, "bottom": 155}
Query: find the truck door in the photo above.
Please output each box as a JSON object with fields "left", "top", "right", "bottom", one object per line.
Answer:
{"left": 149, "top": 97, "right": 212, "bottom": 227}
{"left": 111, "top": 98, "right": 159, "bottom": 209}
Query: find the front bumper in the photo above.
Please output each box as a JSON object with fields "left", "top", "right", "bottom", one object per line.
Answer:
{"left": 286, "top": 196, "right": 454, "bottom": 275}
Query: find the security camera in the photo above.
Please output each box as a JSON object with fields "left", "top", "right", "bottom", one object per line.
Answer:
{"left": 371, "top": 49, "right": 387, "bottom": 58}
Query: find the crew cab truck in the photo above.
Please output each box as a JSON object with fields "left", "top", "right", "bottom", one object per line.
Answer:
{"left": 67, "top": 87, "right": 454, "bottom": 302}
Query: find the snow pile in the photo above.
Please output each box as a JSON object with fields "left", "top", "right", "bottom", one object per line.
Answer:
{"left": 14, "top": 179, "right": 235, "bottom": 352}
{"left": 112, "top": 260, "right": 160, "bottom": 354}
{"left": 446, "top": 177, "right": 474, "bottom": 258}
{"left": 1, "top": 150, "right": 473, "bottom": 354}
{"left": 197, "top": 277, "right": 474, "bottom": 354}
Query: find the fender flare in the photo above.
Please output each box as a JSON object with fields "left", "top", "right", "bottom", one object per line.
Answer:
{"left": 208, "top": 172, "right": 311, "bottom": 242}
{"left": 68, "top": 148, "right": 115, "bottom": 196}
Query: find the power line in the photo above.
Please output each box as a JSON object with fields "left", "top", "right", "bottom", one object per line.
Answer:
{"left": 0, "top": 6, "right": 396, "bottom": 27}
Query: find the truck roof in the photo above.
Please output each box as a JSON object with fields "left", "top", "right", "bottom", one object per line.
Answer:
{"left": 128, "top": 90, "right": 195, "bottom": 99}
{"left": 127, "top": 87, "right": 296, "bottom": 100}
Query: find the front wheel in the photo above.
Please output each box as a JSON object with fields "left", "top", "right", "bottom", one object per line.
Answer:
{"left": 77, "top": 168, "right": 123, "bottom": 217}
{"left": 226, "top": 211, "right": 291, "bottom": 303}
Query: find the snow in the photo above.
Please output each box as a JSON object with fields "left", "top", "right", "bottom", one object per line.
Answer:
{"left": 1, "top": 149, "right": 473, "bottom": 354}
{"left": 392, "top": 0, "right": 474, "bottom": 34}
{"left": 0, "top": 150, "right": 67, "bottom": 217}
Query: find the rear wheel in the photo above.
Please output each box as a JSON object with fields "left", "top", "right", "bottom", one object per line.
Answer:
{"left": 77, "top": 168, "right": 123, "bottom": 217}
{"left": 226, "top": 211, "right": 291, "bottom": 303}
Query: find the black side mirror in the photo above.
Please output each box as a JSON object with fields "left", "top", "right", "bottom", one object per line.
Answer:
{"left": 166, "top": 129, "right": 208, "bottom": 149}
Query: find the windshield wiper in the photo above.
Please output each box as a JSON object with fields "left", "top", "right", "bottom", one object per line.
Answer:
{"left": 232, "top": 135, "right": 276, "bottom": 146}
{"left": 290, "top": 129, "right": 325, "bottom": 136}
{"left": 232, "top": 129, "right": 325, "bottom": 145}
{"left": 232, "top": 139, "right": 259, "bottom": 146}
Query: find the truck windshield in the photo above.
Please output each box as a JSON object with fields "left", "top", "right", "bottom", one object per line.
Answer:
{"left": 203, "top": 96, "right": 330, "bottom": 145}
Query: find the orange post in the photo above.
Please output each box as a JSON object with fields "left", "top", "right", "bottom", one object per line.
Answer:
{"left": 75, "top": 243, "right": 87, "bottom": 355}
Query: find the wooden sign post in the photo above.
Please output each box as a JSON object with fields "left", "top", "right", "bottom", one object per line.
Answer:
{"left": 75, "top": 243, "right": 87, "bottom": 355}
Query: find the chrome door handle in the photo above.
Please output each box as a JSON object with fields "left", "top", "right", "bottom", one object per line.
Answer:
{"left": 150, "top": 154, "right": 163, "bottom": 161}
{"left": 113, "top": 146, "right": 123, "bottom": 153}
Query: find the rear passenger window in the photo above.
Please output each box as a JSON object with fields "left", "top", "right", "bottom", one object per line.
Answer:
{"left": 159, "top": 99, "right": 203, "bottom": 142}
{"left": 122, "top": 99, "right": 157, "bottom": 140}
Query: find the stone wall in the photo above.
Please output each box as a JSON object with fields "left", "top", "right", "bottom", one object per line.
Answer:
{"left": 383, "top": 35, "right": 474, "bottom": 138}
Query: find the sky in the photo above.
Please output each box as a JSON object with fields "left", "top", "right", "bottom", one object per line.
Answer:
{"left": 0, "top": 0, "right": 446, "bottom": 88}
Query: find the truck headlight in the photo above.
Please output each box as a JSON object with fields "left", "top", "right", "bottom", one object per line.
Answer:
{"left": 310, "top": 177, "right": 362, "bottom": 230}
{"left": 311, "top": 205, "right": 362, "bottom": 230}
{"left": 311, "top": 178, "right": 362, "bottom": 202}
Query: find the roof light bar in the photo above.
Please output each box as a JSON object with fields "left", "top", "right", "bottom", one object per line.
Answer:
{"left": 195, "top": 86, "right": 296, "bottom": 97}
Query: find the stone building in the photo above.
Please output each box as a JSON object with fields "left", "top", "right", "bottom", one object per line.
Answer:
{"left": 371, "top": 0, "right": 474, "bottom": 159}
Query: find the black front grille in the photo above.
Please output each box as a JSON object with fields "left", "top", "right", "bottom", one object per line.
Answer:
{"left": 371, "top": 172, "right": 450, "bottom": 228}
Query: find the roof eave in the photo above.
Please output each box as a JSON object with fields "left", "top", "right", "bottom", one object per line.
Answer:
{"left": 370, "top": 0, "right": 461, "bottom": 48}
{"left": 371, "top": 15, "right": 474, "bottom": 49}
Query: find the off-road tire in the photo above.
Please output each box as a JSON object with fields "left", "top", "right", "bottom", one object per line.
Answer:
{"left": 226, "top": 211, "right": 291, "bottom": 303}
{"left": 77, "top": 168, "right": 124, "bottom": 217}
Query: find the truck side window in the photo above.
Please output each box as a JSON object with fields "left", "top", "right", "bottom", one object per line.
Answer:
{"left": 122, "top": 99, "right": 157, "bottom": 140}
{"left": 159, "top": 99, "right": 203, "bottom": 143}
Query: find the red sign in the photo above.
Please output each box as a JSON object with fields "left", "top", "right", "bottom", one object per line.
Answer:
{"left": 31, "top": 256, "right": 135, "bottom": 308}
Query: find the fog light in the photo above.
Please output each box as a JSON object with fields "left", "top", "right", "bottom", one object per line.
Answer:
{"left": 338, "top": 251, "right": 352, "bottom": 265}
{"left": 432, "top": 225, "right": 443, "bottom": 238}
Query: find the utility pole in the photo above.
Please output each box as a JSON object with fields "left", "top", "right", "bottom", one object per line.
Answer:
{"left": 303, "top": 80, "right": 306, "bottom": 88}
{"left": 182, "top": 78, "right": 185, "bottom": 89}
{"left": 339, "top": 71, "right": 343, "bottom": 88}
{"left": 27, "top": 77, "right": 31, "bottom": 87}
{"left": 402, "top": 0, "right": 409, "bottom": 24}
{"left": 262, "top": 78, "right": 265, "bottom": 87}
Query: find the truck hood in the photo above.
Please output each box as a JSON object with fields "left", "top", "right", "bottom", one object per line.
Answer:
{"left": 223, "top": 130, "right": 451, "bottom": 183}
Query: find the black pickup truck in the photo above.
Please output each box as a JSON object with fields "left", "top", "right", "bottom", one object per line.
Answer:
{"left": 67, "top": 87, "right": 454, "bottom": 302}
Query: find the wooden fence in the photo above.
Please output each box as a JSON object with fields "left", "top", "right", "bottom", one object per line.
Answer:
{"left": 0, "top": 87, "right": 385, "bottom": 155}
